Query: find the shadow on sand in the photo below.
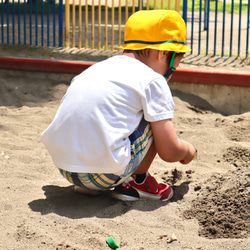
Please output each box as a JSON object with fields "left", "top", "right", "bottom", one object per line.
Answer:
{"left": 28, "top": 182, "right": 189, "bottom": 219}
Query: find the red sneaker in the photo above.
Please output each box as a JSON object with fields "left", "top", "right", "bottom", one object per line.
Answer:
{"left": 112, "top": 174, "right": 173, "bottom": 201}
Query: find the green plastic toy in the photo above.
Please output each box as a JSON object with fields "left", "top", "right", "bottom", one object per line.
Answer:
{"left": 106, "top": 236, "right": 119, "bottom": 249}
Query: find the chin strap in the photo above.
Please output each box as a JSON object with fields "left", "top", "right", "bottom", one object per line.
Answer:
{"left": 164, "top": 52, "right": 176, "bottom": 80}
{"left": 164, "top": 67, "right": 176, "bottom": 80}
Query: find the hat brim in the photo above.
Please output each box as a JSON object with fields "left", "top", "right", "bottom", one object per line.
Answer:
{"left": 119, "top": 42, "right": 191, "bottom": 53}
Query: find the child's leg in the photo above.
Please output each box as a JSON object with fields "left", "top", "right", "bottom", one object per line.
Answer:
{"left": 120, "top": 118, "right": 154, "bottom": 178}
{"left": 133, "top": 141, "right": 156, "bottom": 174}
{"left": 112, "top": 119, "right": 173, "bottom": 201}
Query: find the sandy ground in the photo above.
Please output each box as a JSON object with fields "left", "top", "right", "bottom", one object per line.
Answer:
{"left": 0, "top": 55, "right": 249, "bottom": 249}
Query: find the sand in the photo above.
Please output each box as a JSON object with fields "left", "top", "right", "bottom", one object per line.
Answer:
{"left": 0, "top": 65, "right": 249, "bottom": 250}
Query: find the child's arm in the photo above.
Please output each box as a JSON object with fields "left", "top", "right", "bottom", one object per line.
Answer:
{"left": 151, "top": 118, "right": 196, "bottom": 164}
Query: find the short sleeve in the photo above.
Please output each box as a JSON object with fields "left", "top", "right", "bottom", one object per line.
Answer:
{"left": 141, "top": 77, "right": 175, "bottom": 122}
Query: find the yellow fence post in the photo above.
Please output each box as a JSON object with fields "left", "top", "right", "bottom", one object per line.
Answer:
{"left": 168, "top": 0, "right": 171, "bottom": 10}
{"left": 111, "top": 0, "right": 114, "bottom": 50}
{"left": 118, "top": 0, "right": 121, "bottom": 49}
{"left": 105, "top": 0, "right": 108, "bottom": 50}
{"left": 125, "top": 0, "right": 128, "bottom": 20}
{"left": 65, "top": 0, "right": 70, "bottom": 47}
{"left": 91, "top": 0, "right": 95, "bottom": 48}
{"left": 85, "top": 0, "right": 88, "bottom": 48}
{"left": 72, "top": 0, "right": 75, "bottom": 47}
{"left": 175, "top": 0, "right": 180, "bottom": 12}
{"left": 79, "top": 0, "right": 82, "bottom": 48}
{"left": 98, "top": 0, "right": 101, "bottom": 50}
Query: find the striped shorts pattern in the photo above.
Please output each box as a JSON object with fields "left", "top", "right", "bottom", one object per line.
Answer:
{"left": 59, "top": 169, "right": 119, "bottom": 190}
{"left": 59, "top": 118, "right": 153, "bottom": 190}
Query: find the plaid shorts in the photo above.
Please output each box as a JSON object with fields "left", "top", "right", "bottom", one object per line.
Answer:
{"left": 59, "top": 118, "right": 153, "bottom": 190}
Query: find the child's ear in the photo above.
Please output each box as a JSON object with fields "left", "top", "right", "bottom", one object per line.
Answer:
{"left": 158, "top": 50, "right": 168, "bottom": 60}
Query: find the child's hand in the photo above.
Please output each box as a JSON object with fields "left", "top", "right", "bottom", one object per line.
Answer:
{"left": 179, "top": 144, "right": 197, "bottom": 164}
{"left": 151, "top": 120, "right": 198, "bottom": 163}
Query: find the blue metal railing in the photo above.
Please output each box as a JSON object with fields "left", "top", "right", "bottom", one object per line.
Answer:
{"left": 222, "top": 0, "right": 226, "bottom": 57}
{"left": 0, "top": 0, "right": 63, "bottom": 47}
{"left": 0, "top": 0, "right": 250, "bottom": 58}
{"left": 247, "top": 1, "right": 250, "bottom": 57}
{"left": 183, "top": 0, "right": 250, "bottom": 58}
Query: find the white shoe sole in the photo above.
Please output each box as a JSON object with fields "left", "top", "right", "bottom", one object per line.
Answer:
{"left": 112, "top": 188, "right": 174, "bottom": 201}
{"left": 161, "top": 188, "right": 174, "bottom": 201}
{"left": 111, "top": 192, "right": 140, "bottom": 201}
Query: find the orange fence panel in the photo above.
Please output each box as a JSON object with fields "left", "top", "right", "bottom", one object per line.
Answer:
{"left": 64, "top": 0, "right": 181, "bottom": 50}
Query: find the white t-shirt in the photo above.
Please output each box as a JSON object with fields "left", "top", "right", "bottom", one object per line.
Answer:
{"left": 41, "top": 55, "right": 175, "bottom": 174}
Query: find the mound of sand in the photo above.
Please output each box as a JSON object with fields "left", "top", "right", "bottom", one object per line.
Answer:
{"left": 184, "top": 165, "right": 249, "bottom": 239}
{"left": 0, "top": 69, "right": 249, "bottom": 249}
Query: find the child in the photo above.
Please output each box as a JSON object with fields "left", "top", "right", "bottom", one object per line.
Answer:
{"left": 41, "top": 10, "right": 196, "bottom": 201}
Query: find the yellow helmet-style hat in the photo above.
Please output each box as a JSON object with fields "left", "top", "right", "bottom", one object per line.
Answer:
{"left": 119, "top": 10, "right": 191, "bottom": 53}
